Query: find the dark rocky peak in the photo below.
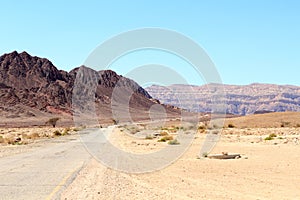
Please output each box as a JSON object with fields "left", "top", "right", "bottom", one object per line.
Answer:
{"left": 72, "top": 66, "right": 152, "bottom": 99}
{"left": 98, "top": 69, "right": 121, "bottom": 87}
{"left": 98, "top": 69, "right": 152, "bottom": 98}
{"left": 0, "top": 51, "right": 67, "bottom": 89}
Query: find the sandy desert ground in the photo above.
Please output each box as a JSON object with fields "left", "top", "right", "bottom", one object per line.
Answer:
{"left": 60, "top": 124, "right": 300, "bottom": 200}
{"left": 1, "top": 113, "right": 300, "bottom": 200}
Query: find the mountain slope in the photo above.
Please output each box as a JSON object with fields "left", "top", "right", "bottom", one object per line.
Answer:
{"left": 146, "top": 84, "right": 300, "bottom": 115}
{"left": 0, "top": 51, "right": 179, "bottom": 126}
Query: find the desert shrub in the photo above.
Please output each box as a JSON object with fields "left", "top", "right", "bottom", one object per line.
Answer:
{"left": 53, "top": 130, "right": 62, "bottom": 136}
{"left": 198, "top": 125, "right": 206, "bottom": 133}
{"left": 160, "top": 131, "right": 169, "bottom": 136}
{"left": 264, "top": 134, "right": 277, "bottom": 141}
{"left": 264, "top": 136, "right": 274, "bottom": 141}
{"left": 158, "top": 135, "right": 174, "bottom": 142}
{"left": 0, "top": 136, "right": 4, "bottom": 143}
{"left": 3, "top": 136, "right": 19, "bottom": 145}
{"left": 23, "top": 133, "right": 40, "bottom": 140}
{"left": 168, "top": 139, "right": 180, "bottom": 145}
{"left": 228, "top": 123, "right": 235, "bottom": 128}
{"left": 46, "top": 117, "right": 60, "bottom": 128}
{"left": 296, "top": 124, "right": 300, "bottom": 128}
{"left": 73, "top": 126, "right": 86, "bottom": 132}
{"left": 73, "top": 127, "right": 80, "bottom": 132}
{"left": 62, "top": 128, "right": 71, "bottom": 135}
{"left": 145, "top": 135, "right": 154, "bottom": 140}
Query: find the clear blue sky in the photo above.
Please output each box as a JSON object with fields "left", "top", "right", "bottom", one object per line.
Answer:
{"left": 1, "top": 0, "right": 299, "bottom": 86}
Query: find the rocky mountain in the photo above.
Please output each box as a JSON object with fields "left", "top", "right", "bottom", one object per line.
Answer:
{"left": 146, "top": 84, "right": 300, "bottom": 115}
{"left": 0, "top": 51, "right": 179, "bottom": 126}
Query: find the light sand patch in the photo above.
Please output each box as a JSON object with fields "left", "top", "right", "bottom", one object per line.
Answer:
{"left": 62, "top": 128, "right": 300, "bottom": 200}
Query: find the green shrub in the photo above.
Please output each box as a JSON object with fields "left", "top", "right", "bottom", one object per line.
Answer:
{"left": 269, "top": 133, "right": 277, "bottom": 138}
{"left": 264, "top": 136, "right": 274, "bottom": 141}
{"left": 264, "top": 133, "right": 277, "bottom": 141}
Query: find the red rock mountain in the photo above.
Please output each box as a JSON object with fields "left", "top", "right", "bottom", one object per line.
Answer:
{"left": 0, "top": 51, "right": 179, "bottom": 126}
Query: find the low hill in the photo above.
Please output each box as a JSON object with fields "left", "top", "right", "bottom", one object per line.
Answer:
{"left": 224, "top": 112, "right": 300, "bottom": 128}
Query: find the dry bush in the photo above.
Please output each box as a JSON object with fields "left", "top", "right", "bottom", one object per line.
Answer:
{"left": 4, "top": 136, "right": 18, "bottom": 145}
{"left": 0, "top": 136, "right": 4, "bottom": 143}
{"left": 158, "top": 135, "right": 174, "bottom": 142}
{"left": 145, "top": 135, "right": 154, "bottom": 140}
{"left": 160, "top": 131, "right": 169, "bottom": 136}
{"left": 53, "top": 130, "right": 62, "bottom": 136}
{"left": 228, "top": 123, "right": 235, "bottom": 128}
{"left": 63, "top": 128, "right": 71, "bottom": 135}
{"left": 198, "top": 125, "right": 206, "bottom": 133}
{"left": 22, "top": 133, "right": 40, "bottom": 140}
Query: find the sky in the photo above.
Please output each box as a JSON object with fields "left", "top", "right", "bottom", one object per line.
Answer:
{"left": 1, "top": 0, "right": 300, "bottom": 86}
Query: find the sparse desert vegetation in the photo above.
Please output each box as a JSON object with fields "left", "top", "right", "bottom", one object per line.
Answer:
{"left": 158, "top": 135, "right": 174, "bottom": 142}
{"left": 61, "top": 113, "right": 300, "bottom": 199}
{"left": 0, "top": 127, "right": 79, "bottom": 146}
{"left": 1, "top": 112, "right": 300, "bottom": 199}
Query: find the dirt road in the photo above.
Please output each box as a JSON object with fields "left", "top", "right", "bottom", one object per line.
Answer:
{"left": 0, "top": 129, "right": 96, "bottom": 200}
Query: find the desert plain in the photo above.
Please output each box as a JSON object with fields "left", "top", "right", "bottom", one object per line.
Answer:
{"left": 0, "top": 112, "right": 300, "bottom": 200}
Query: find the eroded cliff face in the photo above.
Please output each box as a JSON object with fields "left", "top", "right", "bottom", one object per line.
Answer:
{"left": 146, "top": 83, "right": 300, "bottom": 115}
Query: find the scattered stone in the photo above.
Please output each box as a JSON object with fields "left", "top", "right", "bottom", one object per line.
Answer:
{"left": 208, "top": 152, "right": 241, "bottom": 160}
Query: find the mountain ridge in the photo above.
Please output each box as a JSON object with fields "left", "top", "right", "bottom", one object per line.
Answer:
{"left": 0, "top": 51, "right": 179, "bottom": 126}
{"left": 146, "top": 83, "right": 300, "bottom": 115}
